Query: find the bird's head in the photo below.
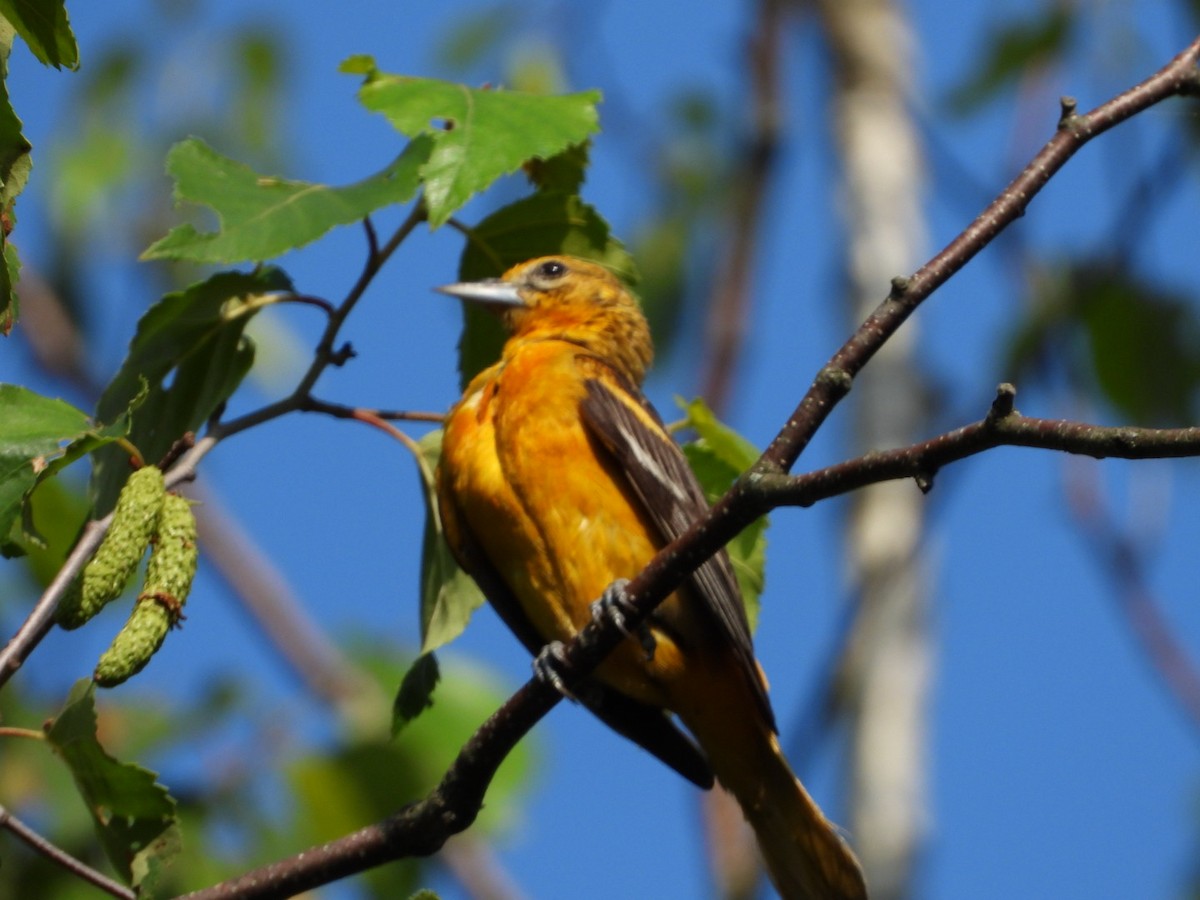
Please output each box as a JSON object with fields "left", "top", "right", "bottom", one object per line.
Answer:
{"left": 437, "top": 256, "right": 653, "bottom": 384}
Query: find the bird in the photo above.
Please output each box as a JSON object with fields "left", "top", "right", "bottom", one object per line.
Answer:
{"left": 435, "top": 255, "right": 866, "bottom": 899}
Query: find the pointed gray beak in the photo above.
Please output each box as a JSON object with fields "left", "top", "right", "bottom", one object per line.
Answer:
{"left": 434, "top": 278, "right": 525, "bottom": 310}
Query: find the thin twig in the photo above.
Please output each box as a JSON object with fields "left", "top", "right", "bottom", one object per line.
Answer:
{"left": 0, "top": 803, "right": 135, "bottom": 899}
{"left": 754, "top": 387, "right": 1200, "bottom": 509}
{"left": 300, "top": 396, "right": 444, "bottom": 424}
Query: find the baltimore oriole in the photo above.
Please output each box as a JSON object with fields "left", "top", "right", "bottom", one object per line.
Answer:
{"left": 436, "top": 256, "right": 866, "bottom": 899}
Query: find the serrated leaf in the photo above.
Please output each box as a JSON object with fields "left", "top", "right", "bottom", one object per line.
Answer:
{"left": 678, "top": 398, "right": 766, "bottom": 631}
{"left": 45, "top": 679, "right": 180, "bottom": 890}
{"left": 0, "top": 0, "right": 78, "bottom": 69}
{"left": 454, "top": 191, "right": 635, "bottom": 385}
{"left": 90, "top": 268, "right": 292, "bottom": 514}
{"left": 0, "top": 385, "right": 133, "bottom": 556}
{"left": 142, "top": 136, "right": 431, "bottom": 263}
{"left": 354, "top": 72, "right": 601, "bottom": 227}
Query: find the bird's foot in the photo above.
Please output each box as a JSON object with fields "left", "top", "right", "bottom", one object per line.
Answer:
{"left": 533, "top": 641, "right": 577, "bottom": 702}
{"left": 589, "top": 579, "right": 657, "bottom": 661}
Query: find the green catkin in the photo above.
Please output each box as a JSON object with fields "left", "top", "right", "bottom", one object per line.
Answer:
{"left": 57, "top": 466, "right": 166, "bottom": 630}
{"left": 94, "top": 493, "right": 198, "bottom": 687}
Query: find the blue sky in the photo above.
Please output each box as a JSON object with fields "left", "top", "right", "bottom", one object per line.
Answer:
{"left": 3, "top": 2, "right": 1200, "bottom": 899}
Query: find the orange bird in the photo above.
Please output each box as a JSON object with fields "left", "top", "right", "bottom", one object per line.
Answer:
{"left": 436, "top": 256, "right": 866, "bottom": 899}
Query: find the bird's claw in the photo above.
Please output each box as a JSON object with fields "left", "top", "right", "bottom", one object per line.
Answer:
{"left": 590, "top": 579, "right": 657, "bottom": 661}
{"left": 533, "top": 641, "right": 577, "bottom": 702}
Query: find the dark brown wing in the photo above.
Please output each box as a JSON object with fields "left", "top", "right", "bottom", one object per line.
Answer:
{"left": 438, "top": 484, "right": 715, "bottom": 788}
{"left": 579, "top": 372, "right": 775, "bottom": 731}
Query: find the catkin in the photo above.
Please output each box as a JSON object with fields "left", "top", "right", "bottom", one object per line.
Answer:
{"left": 57, "top": 466, "right": 165, "bottom": 629}
{"left": 94, "top": 493, "right": 198, "bottom": 687}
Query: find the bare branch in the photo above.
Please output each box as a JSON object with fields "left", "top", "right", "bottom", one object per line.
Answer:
{"left": 757, "top": 34, "right": 1200, "bottom": 475}
{"left": 0, "top": 803, "right": 135, "bottom": 900}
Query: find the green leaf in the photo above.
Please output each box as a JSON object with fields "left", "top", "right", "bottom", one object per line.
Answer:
{"left": 454, "top": 190, "right": 635, "bottom": 385}
{"left": 1, "top": 236, "right": 18, "bottom": 335}
{"left": 45, "top": 680, "right": 180, "bottom": 892}
{"left": 0, "top": 0, "right": 78, "bottom": 69}
{"left": 142, "top": 136, "right": 431, "bottom": 263}
{"left": 396, "top": 429, "right": 486, "bottom": 732}
{"left": 392, "top": 652, "right": 439, "bottom": 737}
{"left": 13, "top": 473, "right": 89, "bottom": 583}
{"left": 1005, "top": 261, "right": 1200, "bottom": 426}
{"left": 353, "top": 69, "right": 601, "bottom": 227}
{"left": 0, "top": 385, "right": 100, "bottom": 555}
{"left": 415, "top": 429, "right": 486, "bottom": 656}
{"left": 678, "top": 396, "right": 760, "bottom": 472}
{"left": 0, "top": 23, "right": 32, "bottom": 331}
{"left": 90, "top": 268, "right": 292, "bottom": 514}
{"left": 678, "top": 397, "right": 767, "bottom": 631}
{"left": 524, "top": 141, "right": 589, "bottom": 194}
{"left": 1077, "top": 269, "right": 1200, "bottom": 425}
{"left": 945, "top": 7, "right": 1073, "bottom": 114}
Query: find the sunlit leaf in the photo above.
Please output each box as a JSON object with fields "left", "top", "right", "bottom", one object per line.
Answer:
{"left": 143, "top": 137, "right": 430, "bottom": 263}
{"left": 349, "top": 63, "right": 601, "bottom": 227}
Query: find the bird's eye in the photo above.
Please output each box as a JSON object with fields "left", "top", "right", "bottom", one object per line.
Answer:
{"left": 537, "top": 259, "right": 567, "bottom": 279}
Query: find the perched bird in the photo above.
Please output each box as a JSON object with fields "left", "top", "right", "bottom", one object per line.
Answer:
{"left": 436, "top": 256, "right": 866, "bottom": 899}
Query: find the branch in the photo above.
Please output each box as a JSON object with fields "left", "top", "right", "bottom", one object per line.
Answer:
{"left": 755, "top": 384, "right": 1200, "bottom": 508}
{"left": 179, "top": 39, "right": 1200, "bottom": 899}
{"left": 0, "top": 803, "right": 135, "bottom": 900}
{"left": 756, "top": 34, "right": 1200, "bottom": 474}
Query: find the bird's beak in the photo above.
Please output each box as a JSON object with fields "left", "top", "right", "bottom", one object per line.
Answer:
{"left": 435, "top": 278, "right": 525, "bottom": 311}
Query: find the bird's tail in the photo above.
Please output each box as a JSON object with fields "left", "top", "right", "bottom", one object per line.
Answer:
{"left": 680, "top": 678, "right": 866, "bottom": 899}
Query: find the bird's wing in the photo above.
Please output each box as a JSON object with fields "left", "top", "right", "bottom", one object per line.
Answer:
{"left": 438, "top": 482, "right": 715, "bottom": 788}
{"left": 578, "top": 366, "right": 774, "bottom": 730}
